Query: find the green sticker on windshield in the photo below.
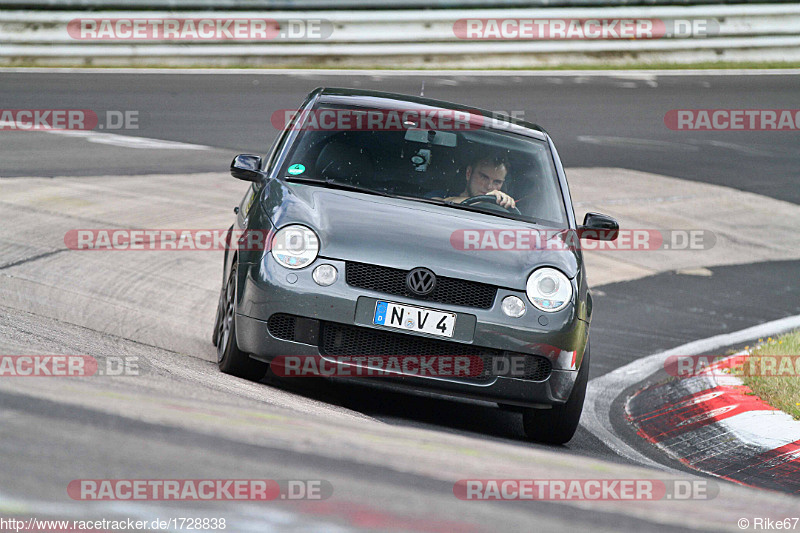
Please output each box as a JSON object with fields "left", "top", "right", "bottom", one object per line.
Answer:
{"left": 287, "top": 163, "right": 305, "bottom": 175}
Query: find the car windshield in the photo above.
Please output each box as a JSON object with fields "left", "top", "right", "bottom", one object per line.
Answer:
{"left": 275, "top": 102, "right": 569, "bottom": 227}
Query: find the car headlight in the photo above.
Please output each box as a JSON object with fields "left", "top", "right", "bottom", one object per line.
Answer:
{"left": 526, "top": 267, "right": 572, "bottom": 313}
{"left": 271, "top": 225, "right": 319, "bottom": 269}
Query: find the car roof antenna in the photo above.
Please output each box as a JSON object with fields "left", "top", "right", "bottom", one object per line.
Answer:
{"left": 420, "top": 80, "right": 425, "bottom": 97}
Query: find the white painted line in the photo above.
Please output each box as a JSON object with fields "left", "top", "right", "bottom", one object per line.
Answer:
{"left": 582, "top": 313, "right": 800, "bottom": 469}
{"left": 2, "top": 67, "right": 800, "bottom": 76}
{"left": 577, "top": 135, "right": 701, "bottom": 152}
{"left": 44, "top": 130, "right": 211, "bottom": 150}
{"left": 0, "top": 120, "right": 213, "bottom": 150}
{"left": 697, "top": 410, "right": 800, "bottom": 451}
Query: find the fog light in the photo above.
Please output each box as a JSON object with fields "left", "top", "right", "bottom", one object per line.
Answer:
{"left": 312, "top": 264, "right": 337, "bottom": 286}
{"left": 501, "top": 295, "right": 526, "bottom": 318}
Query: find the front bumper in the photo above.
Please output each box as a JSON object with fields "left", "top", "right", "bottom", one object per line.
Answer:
{"left": 235, "top": 256, "right": 589, "bottom": 407}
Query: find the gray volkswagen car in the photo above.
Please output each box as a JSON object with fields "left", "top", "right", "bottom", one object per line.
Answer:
{"left": 213, "top": 87, "right": 618, "bottom": 444}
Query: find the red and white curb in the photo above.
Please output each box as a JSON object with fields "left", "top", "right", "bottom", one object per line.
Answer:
{"left": 626, "top": 355, "right": 800, "bottom": 493}
{"left": 582, "top": 314, "right": 800, "bottom": 483}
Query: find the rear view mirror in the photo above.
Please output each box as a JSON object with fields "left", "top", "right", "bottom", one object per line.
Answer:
{"left": 404, "top": 129, "right": 457, "bottom": 147}
{"left": 230, "top": 154, "right": 265, "bottom": 183}
{"left": 579, "top": 212, "right": 619, "bottom": 241}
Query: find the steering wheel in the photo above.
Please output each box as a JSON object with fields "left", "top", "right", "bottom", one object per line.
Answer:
{"left": 461, "top": 194, "right": 521, "bottom": 215}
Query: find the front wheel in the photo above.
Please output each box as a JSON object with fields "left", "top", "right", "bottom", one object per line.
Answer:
{"left": 216, "top": 265, "right": 268, "bottom": 381}
{"left": 522, "top": 340, "right": 590, "bottom": 445}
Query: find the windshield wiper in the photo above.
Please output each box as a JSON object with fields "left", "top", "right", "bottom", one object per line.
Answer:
{"left": 284, "top": 176, "right": 394, "bottom": 198}
{"left": 417, "top": 197, "right": 537, "bottom": 223}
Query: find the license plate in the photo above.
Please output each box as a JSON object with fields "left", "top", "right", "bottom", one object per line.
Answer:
{"left": 373, "top": 300, "right": 456, "bottom": 338}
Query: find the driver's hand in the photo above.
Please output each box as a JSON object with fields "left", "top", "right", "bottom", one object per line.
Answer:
{"left": 486, "top": 190, "right": 516, "bottom": 209}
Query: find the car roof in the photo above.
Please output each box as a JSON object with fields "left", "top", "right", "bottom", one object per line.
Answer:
{"left": 313, "top": 87, "right": 548, "bottom": 141}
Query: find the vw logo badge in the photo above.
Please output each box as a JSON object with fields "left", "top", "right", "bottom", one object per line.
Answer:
{"left": 406, "top": 267, "right": 436, "bottom": 296}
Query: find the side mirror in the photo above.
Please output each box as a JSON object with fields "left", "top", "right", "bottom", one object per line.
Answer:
{"left": 580, "top": 212, "right": 619, "bottom": 241}
{"left": 230, "top": 154, "right": 265, "bottom": 183}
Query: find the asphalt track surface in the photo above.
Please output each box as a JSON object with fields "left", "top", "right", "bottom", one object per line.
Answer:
{"left": 1, "top": 70, "right": 799, "bottom": 532}
{"left": 3, "top": 70, "right": 800, "bottom": 203}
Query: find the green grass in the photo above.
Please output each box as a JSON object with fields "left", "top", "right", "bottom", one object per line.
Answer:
{"left": 740, "top": 331, "right": 800, "bottom": 421}
{"left": 4, "top": 60, "right": 800, "bottom": 70}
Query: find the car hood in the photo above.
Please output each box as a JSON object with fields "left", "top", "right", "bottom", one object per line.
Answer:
{"left": 264, "top": 180, "right": 580, "bottom": 290}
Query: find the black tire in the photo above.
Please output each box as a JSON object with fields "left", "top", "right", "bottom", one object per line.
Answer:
{"left": 212, "top": 284, "right": 224, "bottom": 347}
{"left": 216, "top": 266, "right": 268, "bottom": 381}
{"left": 522, "top": 340, "right": 590, "bottom": 445}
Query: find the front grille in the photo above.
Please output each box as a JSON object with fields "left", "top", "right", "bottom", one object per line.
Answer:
{"left": 345, "top": 261, "right": 497, "bottom": 309}
{"left": 517, "top": 354, "right": 552, "bottom": 382}
{"left": 321, "top": 321, "right": 551, "bottom": 382}
{"left": 268, "top": 314, "right": 297, "bottom": 341}
{"left": 268, "top": 313, "right": 320, "bottom": 345}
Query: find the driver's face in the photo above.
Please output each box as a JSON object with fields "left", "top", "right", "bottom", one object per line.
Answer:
{"left": 466, "top": 162, "right": 507, "bottom": 196}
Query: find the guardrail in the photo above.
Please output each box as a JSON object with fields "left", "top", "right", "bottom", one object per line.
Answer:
{"left": 2, "top": 4, "right": 799, "bottom": 67}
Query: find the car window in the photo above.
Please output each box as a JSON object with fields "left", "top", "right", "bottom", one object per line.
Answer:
{"left": 264, "top": 108, "right": 302, "bottom": 175}
{"left": 277, "top": 104, "right": 568, "bottom": 227}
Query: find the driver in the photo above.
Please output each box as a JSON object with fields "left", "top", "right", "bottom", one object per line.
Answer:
{"left": 439, "top": 155, "right": 516, "bottom": 209}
